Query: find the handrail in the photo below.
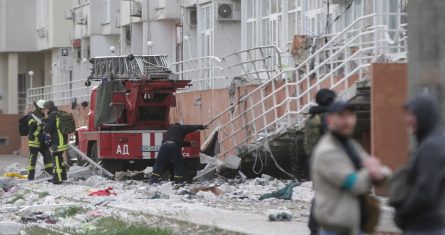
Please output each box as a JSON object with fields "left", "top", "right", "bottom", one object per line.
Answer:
{"left": 208, "top": 12, "right": 407, "bottom": 159}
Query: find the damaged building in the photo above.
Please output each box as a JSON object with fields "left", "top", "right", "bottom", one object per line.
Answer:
{"left": 1, "top": 0, "right": 409, "bottom": 180}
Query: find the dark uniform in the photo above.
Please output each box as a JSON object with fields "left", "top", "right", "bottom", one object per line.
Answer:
{"left": 27, "top": 112, "right": 53, "bottom": 180}
{"left": 304, "top": 88, "right": 336, "bottom": 235}
{"left": 43, "top": 106, "right": 68, "bottom": 184}
{"left": 151, "top": 124, "right": 205, "bottom": 183}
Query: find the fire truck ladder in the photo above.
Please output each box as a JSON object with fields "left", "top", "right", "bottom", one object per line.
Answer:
{"left": 88, "top": 54, "right": 177, "bottom": 81}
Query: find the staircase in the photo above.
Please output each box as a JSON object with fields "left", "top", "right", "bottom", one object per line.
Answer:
{"left": 206, "top": 13, "right": 407, "bottom": 179}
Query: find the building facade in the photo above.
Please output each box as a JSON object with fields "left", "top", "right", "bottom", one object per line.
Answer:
{"left": 1, "top": 0, "right": 409, "bottom": 166}
{"left": 0, "top": 0, "right": 72, "bottom": 114}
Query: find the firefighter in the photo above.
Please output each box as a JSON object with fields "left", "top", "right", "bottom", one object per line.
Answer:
{"left": 150, "top": 123, "right": 207, "bottom": 184}
{"left": 27, "top": 100, "right": 53, "bottom": 180}
{"left": 43, "top": 100, "right": 68, "bottom": 184}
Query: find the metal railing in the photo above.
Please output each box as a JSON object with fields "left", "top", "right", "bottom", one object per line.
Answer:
{"left": 173, "top": 46, "right": 284, "bottom": 91}
{"left": 171, "top": 56, "right": 226, "bottom": 90}
{"left": 27, "top": 80, "right": 91, "bottom": 107}
{"left": 206, "top": 13, "right": 408, "bottom": 159}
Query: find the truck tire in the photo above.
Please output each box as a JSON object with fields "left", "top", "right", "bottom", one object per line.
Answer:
{"left": 89, "top": 142, "right": 98, "bottom": 162}
{"left": 77, "top": 142, "right": 98, "bottom": 167}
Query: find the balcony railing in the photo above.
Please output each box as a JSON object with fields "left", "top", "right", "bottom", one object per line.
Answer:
{"left": 27, "top": 80, "right": 91, "bottom": 107}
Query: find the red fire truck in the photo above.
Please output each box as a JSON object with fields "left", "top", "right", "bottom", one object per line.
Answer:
{"left": 75, "top": 55, "right": 202, "bottom": 179}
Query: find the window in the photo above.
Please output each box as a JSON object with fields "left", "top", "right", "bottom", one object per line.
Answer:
{"left": 288, "top": 12, "right": 296, "bottom": 41}
{"left": 288, "top": 0, "right": 296, "bottom": 9}
{"left": 36, "top": 0, "right": 47, "bottom": 29}
{"left": 262, "top": 0, "right": 270, "bottom": 16}
{"left": 247, "top": 22, "right": 256, "bottom": 49}
{"left": 103, "top": 0, "right": 111, "bottom": 23}
{"left": 271, "top": 0, "right": 282, "bottom": 14}
{"left": 199, "top": 4, "right": 213, "bottom": 57}
{"left": 247, "top": 0, "right": 256, "bottom": 19}
{"left": 246, "top": 0, "right": 257, "bottom": 49}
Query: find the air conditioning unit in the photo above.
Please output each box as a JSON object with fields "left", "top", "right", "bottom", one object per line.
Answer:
{"left": 217, "top": 2, "right": 241, "bottom": 21}
{"left": 37, "top": 27, "right": 48, "bottom": 38}
{"left": 130, "top": 1, "right": 142, "bottom": 17}
{"left": 189, "top": 8, "right": 197, "bottom": 27}
{"left": 65, "top": 9, "right": 73, "bottom": 20}
{"left": 75, "top": 11, "right": 87, "bottom": 25}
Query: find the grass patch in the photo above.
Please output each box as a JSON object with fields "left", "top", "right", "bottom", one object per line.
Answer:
{"left": 37, "top": 191, "right": 49, "bottom": 198}
{"left": 53, "top": 206, "right": 86, "bottom": 218}
{"left": 9, "top": 193, "right": 25, "bottom": 204}
{"left": 25, "top": 226, "right": 64, "bottom": 235}
{"left": 65, "top": 216, "right": 172, "bottom": 235}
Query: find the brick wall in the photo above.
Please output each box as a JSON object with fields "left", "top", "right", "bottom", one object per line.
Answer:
{"left": 0, "top": 114, "right": 21, "bottom": 154}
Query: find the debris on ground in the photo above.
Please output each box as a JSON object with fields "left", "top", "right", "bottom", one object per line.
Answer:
{"left": 88, "top": 187, "right": 117, "bottom": 196}
{"left": 190, "top": 186, "right": 224, "bottom": 196}
{"left": 0, "top": 161, "right": 399, "bottom": 234}
{"left": 20, "top": 211, "right": 57, "bottom": 224}
{"left": 292, "top": 181, "right": 314, "bottom": 203}
{"left": 268, "top": 210, "right": 293, "bottom": 222}
{"left": 259, "top": 181, "right": 300, "bottom": 200}
{"left": 115, "top": 170, "right": 144, "bottom": 181}
{"left": 84, "top": 175, "right": 106, "bottom": 188}
{"left": 3, "top": 172, "right": 27, "bottom": 179}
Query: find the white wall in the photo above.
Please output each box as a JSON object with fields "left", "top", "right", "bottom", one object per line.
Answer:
{"left": 0, "top": 0, "right": 37, "bottom": 52}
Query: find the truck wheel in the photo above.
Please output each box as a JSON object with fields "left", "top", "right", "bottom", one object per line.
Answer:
{"left": 89, "top": 142, "right": 98, "bottom": 162}
{"left": 78, "top": 142, "right": 98, "bottom": 167}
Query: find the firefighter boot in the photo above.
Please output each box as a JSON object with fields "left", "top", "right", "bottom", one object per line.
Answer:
{"left": 28, "top": 148, "right": 38, "bottom": 180}
{"left": 148, "top": 173, "right": 161, "bottom": 184}
{"left": 27, "top": 169, "right": 36, "bottom": 181}
{"left": 61, "top": 162, "right": 68, "bottom": 180}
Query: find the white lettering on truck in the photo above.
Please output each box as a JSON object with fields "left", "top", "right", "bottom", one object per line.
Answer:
{"left": 116, "top": 144, "right": 130, "bottom": 155}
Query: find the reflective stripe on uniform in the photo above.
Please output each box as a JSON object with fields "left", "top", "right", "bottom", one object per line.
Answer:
{"left": 28, "top": 119, "right": 41, "bottom": 147}
{"left": 28, "top": 152, "right": 37, "bottom": 170}
{"left": 55, "top": 157, "right": 63, "bottom": 182}
{"left": 44, "top": 163, "right": 53, "bottom": 168}
{"left": 56, "top": 116, "right": 68, "bottom": 151}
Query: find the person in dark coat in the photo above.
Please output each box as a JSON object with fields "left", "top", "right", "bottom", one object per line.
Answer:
{"left": 304, "top": 89, "right": 336, "bottom": 235}
{"left": 150, "top": 123, "right": 207, "bottom": 184}
{"left": 43, "top": 100, "right": 68, "bottom": 184}
{"left": 393, "top": 95, "right": 445, "bottom": 234}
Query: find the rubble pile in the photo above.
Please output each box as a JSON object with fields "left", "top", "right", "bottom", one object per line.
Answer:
{"left": 0, "top": 162, "right": 316, "bottom": 234}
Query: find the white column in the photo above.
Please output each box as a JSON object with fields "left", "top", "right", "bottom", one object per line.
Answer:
{"left": 7, "top": 53, "right": 18, "bottom": 114}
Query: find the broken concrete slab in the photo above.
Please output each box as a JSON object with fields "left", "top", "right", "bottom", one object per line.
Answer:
{"left": 0, "top": 221, "right": 21, "bottom": 235}
{"left": 267, "top": 210, "right": 293, "bottom": 222}
{"left": 84, "top": 175, "right": 107, "bottom": 188}
{"left": 190, "top": 186, "right": 224, "bottom": 197}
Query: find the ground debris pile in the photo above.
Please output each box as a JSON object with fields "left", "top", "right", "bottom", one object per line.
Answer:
{"left": 0, "top": 161, "right": 316, "bottom": 235}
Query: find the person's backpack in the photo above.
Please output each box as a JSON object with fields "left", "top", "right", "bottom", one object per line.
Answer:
{"left": 18, "top": 114, "right": 30, "bottom": 136}
{"left": 57, "top": 111, "right": 76, "bottom": 134}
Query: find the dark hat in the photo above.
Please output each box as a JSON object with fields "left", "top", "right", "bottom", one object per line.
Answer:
{"left": 43, "top": 100, "right": 55, "bottom": 109}
{"left": 315, "top": 89, "right": 336, "bottom": 106}
{"left": 328, "top": 101, "right": 355, "bottom": 114}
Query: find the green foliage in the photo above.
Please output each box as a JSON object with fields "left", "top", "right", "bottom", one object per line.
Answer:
{"left": 53, "top": 206, "right": 86, "bottom": 218}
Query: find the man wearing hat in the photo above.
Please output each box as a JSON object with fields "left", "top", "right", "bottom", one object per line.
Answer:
{"left": 43, "top": 100, "right": 68, "bottom": 184}
{"left": 27, "top": 100, "right": 53, "bottom": 180}
{"left": 311, "top": 101, "right": 388, "bottom": 235}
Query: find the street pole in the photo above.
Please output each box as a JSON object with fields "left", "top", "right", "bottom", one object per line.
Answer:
{"left": 28, "top": 70, "right": 34, "bottom": 89}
